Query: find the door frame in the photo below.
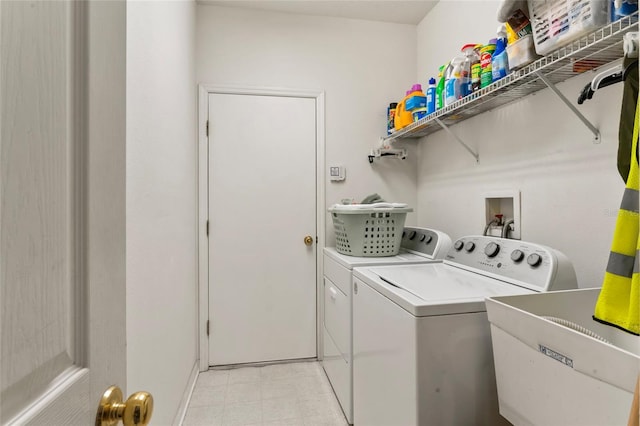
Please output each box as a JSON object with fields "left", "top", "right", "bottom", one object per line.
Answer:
{"left": 197, "top": 85, "right": 325, "bottom": 371}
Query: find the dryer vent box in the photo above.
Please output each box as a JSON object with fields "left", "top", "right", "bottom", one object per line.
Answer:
{"left": 483, "top": 190, "right": 521, "bottom": 240}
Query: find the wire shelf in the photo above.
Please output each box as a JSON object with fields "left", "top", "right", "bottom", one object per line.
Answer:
{"left": 384, "top": 14, "right": 638, "bottom": 142}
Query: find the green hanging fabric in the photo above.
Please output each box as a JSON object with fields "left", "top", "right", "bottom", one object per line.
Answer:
{"left": 618, "top": 56, "right": 639, "bottom": 182}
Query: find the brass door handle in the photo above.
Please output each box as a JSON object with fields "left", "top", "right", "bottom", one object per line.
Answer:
{"left": 304, "top": 235, "right": 314, "bottom": 246}
{"left": 96, "top": 385, "right": 153, "bottom": 426}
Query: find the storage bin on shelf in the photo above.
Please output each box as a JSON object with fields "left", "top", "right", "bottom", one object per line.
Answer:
{"left": 328, "top": 203, "right": 412, "bottom": 257}
{"left": 528, "top": 0, "right": 610, "bottom": 56}
{"left": 506, "top": 34, "right": 540, "bottom": 69}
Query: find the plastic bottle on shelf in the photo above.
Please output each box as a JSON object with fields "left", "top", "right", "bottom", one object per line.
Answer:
{"left": 435, "top": 64, "right": 447, "bottom": 110}
{"left": 444, "top": 57, "right": 464, "bottom": 106}
{"left": 387, "top": 102, "right": 398, "bottom": 135}
{"left": 472, "top": 45, "right": 483, "bottom": 93}
{"left": 480, "top": 39, "right": 496, "bottom": 88}
{"left": 405, "top": 84, "right": 427, "bottom": 122}
{"left": 394, "top": 90, "right": 414, "bottom": 131}
{"left": 492, "top": 25, "right": 510, "bottom": 82}
{"left": 612, "top": 0, "right": 638, "bottom": 22}
{"left": 426, "top": 78, "right": 436, "bottom": 114}
{"left": 461, "top": 44, "right": 481, "bottom": 96}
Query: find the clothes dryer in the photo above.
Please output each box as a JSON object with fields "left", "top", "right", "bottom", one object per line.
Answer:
{"left": 352, "top": 235, "right": 577, "bottom": 426}
{"left": 322, "top": 227, "right": 452, "bottom": 424}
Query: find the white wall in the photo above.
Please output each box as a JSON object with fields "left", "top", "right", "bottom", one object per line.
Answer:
{"left": 196, "top": 5, "right": 420, "bottom": 240}
{"left": 126, "top": 1, "right": 198, "bottom": 424}
{"left": 416, "top": 1, "right": 624, "bottom": 288}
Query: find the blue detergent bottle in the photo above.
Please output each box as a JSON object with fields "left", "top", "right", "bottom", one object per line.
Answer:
{"left": 426, "top": 78, "right": 436, "bottom": 114}
{"left": 492, "top": 25, "right": 509, "bottom": 82}
{"left": 444, "top": 57, "right": 464, "bottom": 106}
{"left": 612, "top": 0, "right": 638, "bottom": 21}
{"left": 405, "top": 84, "right": 427, "bottom": 122}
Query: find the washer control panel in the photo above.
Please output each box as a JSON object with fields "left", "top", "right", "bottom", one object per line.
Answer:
{"left": 445, "top": 236, "right": 577, "bottom": 291}
{"left": 400, "top": 227, "right": 452, "bottom": 258}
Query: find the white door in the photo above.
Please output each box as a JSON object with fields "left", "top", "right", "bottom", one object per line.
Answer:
{"left": 208, "top": 93, "right": 317, "bottom": 366}
{"left": 1, "top": 2, "right": 129, "bottom": 424}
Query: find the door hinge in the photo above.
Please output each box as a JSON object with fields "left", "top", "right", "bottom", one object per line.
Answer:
{"left": 206, "top": 220, "right": 209, "bottom": 236}
{"left": 206, "top": 120, "right": 209, "bottom": 137}
{"left": 206, "top": 320, "right": 210, "bottom": 336}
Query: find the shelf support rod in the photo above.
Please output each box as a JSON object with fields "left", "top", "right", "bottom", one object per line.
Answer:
{"left": 535, "top": 71, "right": 601, "bottom": 143}
{"left": 434, "top": 118, "right": 479, "bottom": 162}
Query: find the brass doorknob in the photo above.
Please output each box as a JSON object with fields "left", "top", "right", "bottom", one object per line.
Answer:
{"left": 304, "top": 235, "right": 314, "bottom": 246}
{"left": 96, "top": 385, "right": 153, "bottom": 426}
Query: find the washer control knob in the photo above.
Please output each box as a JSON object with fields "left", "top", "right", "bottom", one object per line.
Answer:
{"left": 419, "top": 234, "right": 426, "bottom": 242}
{"left": 511, "top": 249, "right": 525, "bottom": 262}
{"left": 454, "top": 240, "right": 464, "bottom": 251}
{"left": 484, "top": 242, "right": 500, "bottom": 258}
{"left": 402, "top": 231, "right": 406, "bottom": 239}
{"left": 464, "top": 241, "right": 476, "bottom": 252}
{"left": 409, "top": 231, "right": 417, "bottom": 240}
{"left": 527, "top": 253, "right": 542, "bottom": 267}
{"left": 424, "top": 235, "right": 433, "bottom": 244}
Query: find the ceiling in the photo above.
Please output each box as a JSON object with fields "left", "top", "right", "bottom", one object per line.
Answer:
{"left": 198, "top": 1, "right": 439, "bottom": 25}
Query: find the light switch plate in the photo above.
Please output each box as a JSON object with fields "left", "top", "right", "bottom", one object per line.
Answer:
{"left": 329, "top": 166, "right": 346, "bottom": 181}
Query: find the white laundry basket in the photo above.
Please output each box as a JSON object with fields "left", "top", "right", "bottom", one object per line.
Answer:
{"left": 328, "top": 204, "right": 413, "bottom": 257}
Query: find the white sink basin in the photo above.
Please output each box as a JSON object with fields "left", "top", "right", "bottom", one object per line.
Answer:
{"left": 486, "top": 288, "right": 639, "bottom": 426}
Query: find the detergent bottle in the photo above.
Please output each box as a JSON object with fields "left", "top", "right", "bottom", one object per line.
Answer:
{"left": 426, "top": 78, "right": 436, "bottom": 115}
{"left": 612, "top": 0, "right": 638, "bottom": 21}
{"left": 387, "top": 102, "right": 398, "bottom": 135}
{"left": 459, "top": 45, "right": 473, "bottom": 97}
{"left": 480, "top": 39, "right": 496, "bottom": 88}
{"left": 394, "top": 90, "right": 414, "bottom": 131}
{"left": 435, "top": 64, "right": 446, "bottom": 110}
{"left": 405, "top": 84, "right": 427, "bottom": 122}
{"left": 492, "top": 25, "right": 510, "bottom": 82}
{"left": 444, "top": 57, "right": 464, "bottom": 106}
{"left": 461, "top": 44, "right": 481, "bottom": 94}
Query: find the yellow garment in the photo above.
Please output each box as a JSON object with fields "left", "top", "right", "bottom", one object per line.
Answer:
{"left": 593, "top": 98, "right": 640, "bottom": 335}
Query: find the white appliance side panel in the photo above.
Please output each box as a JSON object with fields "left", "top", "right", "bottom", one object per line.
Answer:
{"left": 353, "top": 277, "right": 417, "bottom": 426}
{"left": 416, "top": 313, "right": 510, "bottom": 426}
{"left": 323, "top": 253, "right": 353, "bottom": 296}
{"left": 490, "top": 325, "right": 634, "bottom": 426}
{"left": 323, "top": 278, "right": 350, "bottom": 359}
{"left": 322, "top": 327, "right": 352, "bottom": 423}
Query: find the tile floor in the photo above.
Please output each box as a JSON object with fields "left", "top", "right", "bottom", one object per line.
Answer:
{"left": 183, "top": 361, "right": 348, "bottom": 426}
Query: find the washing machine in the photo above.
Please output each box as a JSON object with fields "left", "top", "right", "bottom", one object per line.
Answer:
{"left": 322, "top": 226, "right": 452, "bottom": 424}
{"left": 352, "top": 235, "right": 578, "bottom": 426}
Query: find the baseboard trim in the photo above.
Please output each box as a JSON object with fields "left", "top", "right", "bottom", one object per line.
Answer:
{"left": 208, "top": 357, "right": 318, "bottom": 370}
{"left": 173, "top": 361, "right": 199, "bottom": 426}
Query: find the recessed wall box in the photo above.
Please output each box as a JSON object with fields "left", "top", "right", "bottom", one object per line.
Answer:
{"left": 483, "top": 190, "right": 521, "bottom": 239}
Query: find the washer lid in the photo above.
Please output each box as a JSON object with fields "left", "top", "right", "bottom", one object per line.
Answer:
{"left": 355, "top": 263, "right": 533, "bottom": 316}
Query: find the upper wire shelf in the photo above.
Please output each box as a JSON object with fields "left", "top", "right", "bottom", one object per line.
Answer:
{"left": 383, "top": 14, "right": 638, "bottom": 143}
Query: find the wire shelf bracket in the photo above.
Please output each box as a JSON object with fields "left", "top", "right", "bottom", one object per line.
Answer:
{"left": 368, "top": 147, "right": 407, "bottom": 164}
{"left": 535, "top": 71, "right": 601, "bottom": 143}
{"left": 434, "top": 118, "right": 480, "bottom": 162}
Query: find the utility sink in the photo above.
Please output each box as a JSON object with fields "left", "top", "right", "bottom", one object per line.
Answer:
{"left": 486, "top": 288, "right": 639, "bottom": 426}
